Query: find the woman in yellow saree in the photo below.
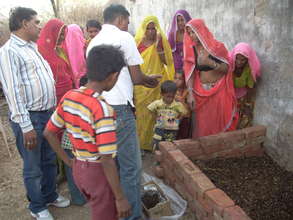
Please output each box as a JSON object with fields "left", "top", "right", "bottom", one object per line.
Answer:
{"left": 134, "top": 16, "right": 175, "bottom": 151}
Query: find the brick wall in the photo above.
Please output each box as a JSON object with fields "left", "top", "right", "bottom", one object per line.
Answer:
{"left": 154, "top": 125, "right": 267, "bottom": 220}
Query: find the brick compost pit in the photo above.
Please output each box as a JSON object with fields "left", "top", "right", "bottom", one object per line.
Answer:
{"left": 154, "top": 125, "right": 267, "bottom": 220}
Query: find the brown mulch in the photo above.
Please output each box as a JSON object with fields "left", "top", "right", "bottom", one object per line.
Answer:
{"left": 194, "top": 154, "right": 293, "bottom": 220}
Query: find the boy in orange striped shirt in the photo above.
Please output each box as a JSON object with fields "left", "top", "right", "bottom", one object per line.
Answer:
{"left": 44, "top": 45, "right": 131, "bottom": 220}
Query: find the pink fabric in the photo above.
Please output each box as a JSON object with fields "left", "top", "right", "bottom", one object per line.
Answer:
{"left": 229, "top": 42, "right": 261, "bottom": 98}
{"left": 183, "top": 19, "right": 238, "bottom": 138}
{"left": 73, "top": 160, "right": 117, "bottom": 220}
{"left": 234, "top": 87, "right": 248, "bottom": 99}
{"left": 66, "top": 24, "right": 87, "bottom": 88}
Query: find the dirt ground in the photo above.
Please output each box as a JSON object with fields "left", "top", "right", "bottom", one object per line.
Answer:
{"left": 195, "top": 155, "right": 293, "bottom": 220}
{"left": 0, "top": 98, "right": 195, "bottom": 220}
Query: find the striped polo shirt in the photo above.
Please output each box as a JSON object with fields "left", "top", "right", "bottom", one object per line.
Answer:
{"left": 0, "top": 34, "right": 56, "bottom": 132}
{"left": 46, "top": 87, "right": 117, "bottom": 160}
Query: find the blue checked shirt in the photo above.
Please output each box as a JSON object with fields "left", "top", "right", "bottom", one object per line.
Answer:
{"left": 0, "top": 34, "right": 56, "bottom": 133}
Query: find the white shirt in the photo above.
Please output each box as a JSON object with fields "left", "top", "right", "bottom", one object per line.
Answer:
{"left": 86, "top": 24, "right": 143, "bottom": 106}
{"left": 0, "top": 34, "right": 56, "bottom": 132}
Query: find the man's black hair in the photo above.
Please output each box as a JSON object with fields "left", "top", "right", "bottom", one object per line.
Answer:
{"left": 86, "top": 45, "right": 126, "bottom": 82}
{"left": 86, "top": 19, "right": 102, "bottom": 30}
{"left": 103, "top": 4, "right": 130, "bottom": 23}
{"left": 9, "top": 7, "right": 37, "bottom": 32}
{"left": 161, "top": 80, "right": 177, "bottom": 94}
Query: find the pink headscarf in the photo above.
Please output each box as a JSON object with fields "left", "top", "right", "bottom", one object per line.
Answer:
{"left": 230, "top": 42, "right": 261, "bottom": 81}
{"left": 66, "top": 24, "right": 86, "bottom": 88}
{"left": 230, "top": 42, "right": 261, "bottom": 98}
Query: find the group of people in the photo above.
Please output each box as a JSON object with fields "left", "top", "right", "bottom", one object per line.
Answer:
{"left": 0, "top": 3, "right": 261, "bottom": 220}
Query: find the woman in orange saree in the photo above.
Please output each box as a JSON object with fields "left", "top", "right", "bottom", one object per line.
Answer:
{"left": 183, "top": 19, "right": 238, "bottom": 138}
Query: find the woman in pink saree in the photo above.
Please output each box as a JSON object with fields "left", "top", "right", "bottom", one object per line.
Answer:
{"left": 183, "top": 19, "right": 238, "bottom": 138}
{"left": 66, "top": 24, "right": 86, "bottom": 88}
{"left": 230, "top": 42, "right": 261, "bottom": 128}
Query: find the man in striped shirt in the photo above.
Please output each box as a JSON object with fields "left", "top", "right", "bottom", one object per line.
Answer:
{"left": 0, "top": 7, "right": 69, "bottom": 220}
{"left": 44, "top": 45, "right": 131, "bottom": 220}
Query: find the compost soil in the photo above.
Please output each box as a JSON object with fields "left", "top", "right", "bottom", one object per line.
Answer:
{"left": 194, "top": 154, "right": 293, "bottom": 220}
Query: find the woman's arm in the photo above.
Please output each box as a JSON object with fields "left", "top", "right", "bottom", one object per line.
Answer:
{"left": 156, "top": 34, "right": 167, "bottom": 65}
{"left": 197, "top": 47, "right": 228, "bottom": 74}
{"left": 186, "top": 73, "right": 195, "bottom": 109}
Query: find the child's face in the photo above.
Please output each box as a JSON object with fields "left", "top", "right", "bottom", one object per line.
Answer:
{"left": 162, "top": 92, "right": 176, "bottom": 105}
{"left": 174, "top": 73, "right": 184, "bottom": 88}
{"left": 87, "top": 27, "right": 100, "bottom": 39}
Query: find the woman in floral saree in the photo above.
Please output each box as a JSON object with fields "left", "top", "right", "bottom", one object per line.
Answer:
{"left": 183, "top": 19, "right": 238, "bottom": 138}
{"left": 134, "top": 16, "right": 175, "bottom": 151}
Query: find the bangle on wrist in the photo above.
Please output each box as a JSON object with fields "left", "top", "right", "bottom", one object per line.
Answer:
{"left": 157, "top": 50, "right": 164, "bottom": 54}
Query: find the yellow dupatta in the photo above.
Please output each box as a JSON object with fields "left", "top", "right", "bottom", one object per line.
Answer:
{"left": 134, "top": 16, "right": 175, "bottom": 151}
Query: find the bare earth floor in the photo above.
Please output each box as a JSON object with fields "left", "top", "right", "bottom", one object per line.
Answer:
{"left": 0, "top": 99, "right": 195, "bottom": 220}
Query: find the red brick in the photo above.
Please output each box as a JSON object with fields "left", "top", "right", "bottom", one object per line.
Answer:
{"left": 194, "top": 195, "right": 213, "bottom": 219}
{"left": 162, "top": 167, "right": 176, "bottom": 187}
{"left": 199, "top": 134, "right": 223, "bottom": 146}
{"left": 159, "top": 141, "right": 176, "bottom": 155}
{"left": 246, "top": 136, "right": 266, "bottom": 145}
{"left": 232, "top": 140, "right": 247, "bottom": 148}
{"left": 161, "top": 162, "right": 176, "bottom": 185}
{"left": 216, "top": 148, "right": 243, "bottom": 159}
{"left": 161, "top": 155, "right": 174, "bottom": 170}
{"left": 199, "top": 135, "right": 231, "bottom": 155}
{"left": 205, "top": 189, "right": 235, "bottom": 216}
{"left": 187, "top": 172, "right": 216, "bottom": 198}
{"left": 154, "top": 150, "right": 162, "bottom": 162}
{"left": 154, "top": 165, "right": 164, "bottom": 178}
{"left": 242, "top": 144, "right": 264, "bottom": 157}
{"left": 219, "top": 130, "right": 246, "bottom": 145}
{"left": 173, "top": 139, "right": 204, "bottom": 159}
{"left": 166, "top": 149, "right": 189, "bottom": 164}
{"left": 242, "top": 125, "right": 266, "bottom": 138}
{"left": 173, "top": 181, "right": 191, "bottom": 202}
{"left": 173, "top": 139, "right": 193, "bottom": 146}
{"left": 180, "top": 160, "right": 202, "bottom": 182}
{"left": 223, "top": 205, "right": 252, "bottom": 220}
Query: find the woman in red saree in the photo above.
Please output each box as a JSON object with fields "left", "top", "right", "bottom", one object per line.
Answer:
{"left": 37, "top": 19, "right": 74, "bottom": 103}
{"left": 183, "top": 19, "right": 238, "bottom": 138}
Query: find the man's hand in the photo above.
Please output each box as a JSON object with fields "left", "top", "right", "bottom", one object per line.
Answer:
{"left": 23, "top": 129, "right": 38, "bottom": 150}
{"left": 116, "top": 197, "right": 131, "bottom": 219}
{"left": 143, "top": 74, "right": 162, "bottom": 88}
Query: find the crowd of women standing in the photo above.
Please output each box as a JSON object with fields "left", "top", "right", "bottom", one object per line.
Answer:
{"left": 133, "top": 10, "right": 261, "bottom": 151}
{"left": 36, "top": 9, "right": 261, "bottom": 153}
{"left": 0, "top": 4, "right": 263, "bottom": 220}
